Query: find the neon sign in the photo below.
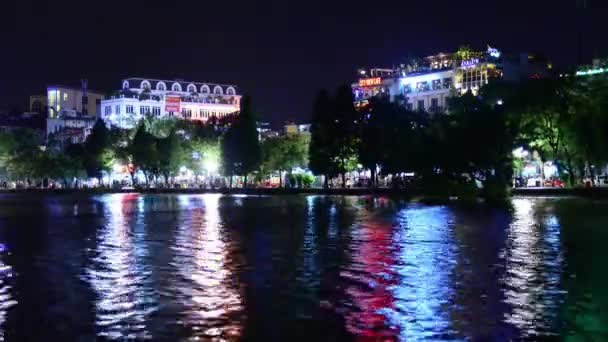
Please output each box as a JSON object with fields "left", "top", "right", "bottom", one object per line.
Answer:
{"left": 460, "top": 58, "right": 480, "bottom": 69}
{"left": 359, "top": 77, "right": 382, "bottom": 86}
{"left": 576, "top": 68, "right": 607, "bottom": 76}
{"left": 487, "top": 46, "right": 500, "bottom": 58}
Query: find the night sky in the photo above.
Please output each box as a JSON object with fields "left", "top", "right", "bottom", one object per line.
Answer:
{"left": 0, "top": 0, "right": 606, "bottom": 125}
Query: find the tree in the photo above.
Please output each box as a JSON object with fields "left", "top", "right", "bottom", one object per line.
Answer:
{"left": 84, "top": 119, "right": 112, "bottom": 183}
{"left": 309, "top": 89, "right": 336, "bottom": 188}
{"left": 568, "top": 77, "right": 608, "bottom": 183}
{"left": 130, "top": 123, "right": 158, "bottom": 186}
{"left": 261, "top": 133, "right": 309, "bottom": 187}
{"left": 157, "top": 129, "right": 185, "bottom": 184}
{"left": 332, "top": 85, "right": 360, "bottom": 187}
{"left": 0, "top": 132, "right": 16, "bottom": 181}
{"left": 221, "top": 95, "right": 261, "bottom": 187}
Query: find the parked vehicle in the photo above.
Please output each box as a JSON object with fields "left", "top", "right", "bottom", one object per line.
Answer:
{"left": 526, "top": 177, "right": 542, "bottom": 187}
{"left": 544, "top": 178, "right": 565, "bottom": 188}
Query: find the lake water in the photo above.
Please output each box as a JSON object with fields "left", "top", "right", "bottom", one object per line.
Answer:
{"left": 0, "top": 193, "right": 606, "bottom": 341}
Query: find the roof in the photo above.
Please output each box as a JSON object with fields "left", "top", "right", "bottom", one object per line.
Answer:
{"left": 46, "top": 84, "right": 105, "bottom": 95}
{"left": 123, "top": 78, "right": 238, "bottom": 92}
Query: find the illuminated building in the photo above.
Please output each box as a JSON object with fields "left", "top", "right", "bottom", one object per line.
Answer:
{"left": 45, "top": 81, "right": 105, "bottom": 143}
{"left": 352, "top": 46, "right": 506, "bottom": 111}
{"left": 101, "top": 78, "right": 241, "bottom": 129}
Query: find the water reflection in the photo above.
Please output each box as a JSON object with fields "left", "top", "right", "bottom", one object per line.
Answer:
{"left": 86, "top": 194, "right": 157, "bottom": 339}
{"left": 340, "top": 205, "right": 398, "bottom": 338}
{"left": 502, "top": 198, "right": 565, "bottom": 337}
{"left": 1, "top": 194, "right": 608, "bottom": 340}
{"left": 0, "top": 243, "right": 16, "bottom": 341}
{"left": 170, "top": 194, "right": 243, "bottom": 340}
{"left": 389, "top": 205, "right": 457, "bottom": 340}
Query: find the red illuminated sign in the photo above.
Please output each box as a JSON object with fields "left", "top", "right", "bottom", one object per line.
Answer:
{"left": 165, "top": 96, "right": 181, "bottom": 112}
{"left": 359, "top": 77, "right": 382, "bottom": 87}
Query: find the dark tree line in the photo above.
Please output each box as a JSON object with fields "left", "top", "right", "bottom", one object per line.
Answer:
{"left": 310, "top": 76, "right": 608, "bottom": 200}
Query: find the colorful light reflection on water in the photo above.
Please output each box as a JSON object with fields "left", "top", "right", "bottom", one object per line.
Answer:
{"left": 0, "top": 194, "right": 605, "bottom": 340}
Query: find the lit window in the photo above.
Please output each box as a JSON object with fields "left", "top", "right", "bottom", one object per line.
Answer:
{"left": 63, "top": 93, "right": 68, "bottom": 101}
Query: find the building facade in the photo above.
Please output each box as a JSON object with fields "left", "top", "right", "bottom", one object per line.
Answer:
{"left": 101, "top": 78, "right": 241, "bottom": 129}
{"left": 45, "top": 82, "right": 104, "bottom": 144}
{"left": 352, "top": 46, "right": 505, "bottom": 111}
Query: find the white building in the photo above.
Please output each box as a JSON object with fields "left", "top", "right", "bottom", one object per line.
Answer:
{"left": 101, "top": 78, "right": 241, "bottom": 129}
{"left": 43, "top": 82, "right": 105, "bottom": 143}
{"left": 352, "top": 47, "right": 503, "bottom": 112}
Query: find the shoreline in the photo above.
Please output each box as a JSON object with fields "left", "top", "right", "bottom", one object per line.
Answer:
{"left": 1, "top": 186, "right": 608, "bottom": 198}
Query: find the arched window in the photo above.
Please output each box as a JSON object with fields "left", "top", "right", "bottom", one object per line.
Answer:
{"left": 140, "top": 80, "right": 151, "bottom": 90}
{"left": 200, "top": 84, "right": 210, "bottom": 94}
{"left": 172, "top": 83, "right": 182, "bottom": 92}
{"left": 213, "top": 86, "right": 223, "bottom": 95}
{"left": 122, "top": 81, "right": 129, "bottom": 89}
{"left": 187, "top": 83, "right": 196, "bottom": 93}
{"left": 156, "top": 82, "right": 166, "bottom": 91}
{"left": 31, "top": 100, "right": 43, "bottom": 113}
{"left": 226, "top": 87, "right": 236, "bottom": 95}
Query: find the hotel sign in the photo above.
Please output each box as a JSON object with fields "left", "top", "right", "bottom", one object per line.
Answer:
{"left": 460, "top": 58, "right": 480, "bottom": 69}
{"left": 165, "top": 96, "right": 181, "bottom": 112}
{"left": 359, "top": 77, "right": 382, "bottom": 87}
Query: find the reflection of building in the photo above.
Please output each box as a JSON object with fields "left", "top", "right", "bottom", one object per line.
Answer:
{"left": 101, "top": 78, "right": 241, "bottom": 129}
{"left": 45, "top": 81, "right": 104, "bottom": 143}
{"left": 352, "top": 45, "right": 507, "bottom": 111}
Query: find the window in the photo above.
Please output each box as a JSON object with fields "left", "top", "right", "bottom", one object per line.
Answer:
{"left": 431, "top": 98, "right": 439, "bottom": 110}
{"left": 140, "top": 106, "right": 150, "bottom": 115}
{"left": 417, "top": 100, "right": 425, "bottom": 111}
{"left": 226, "top": 87, "right": 236, "bottom": 95}
{"left": 187, "top": 84, "right": 196, "bottom": 93}
{"left": 31, "top": 100, "right": 43, "bottom": 113}
{"left": 432, "top": 79, "right": 441, "bottom": 90}
{"left": 104, "top": 106, "right": 112, "bottom": 115}
{"left": 122, "top": 81, "right": 129, "bottom": 89}
{"left": 63, "top": 93, "right": 68, "bottom": 101}
{"left": 182, "top": 108, "right": 192, "bottom": 118}
{"left": 200, "top": 85, "right": 210, "bottom": 94}
{"left": 443, "top": 78, "right": 452, "bottom": 89}
{"left": 141, "top": 80, "right": 151, "bottom": 90}
{"left": 406, "top": 103, "right": 413, "bottom": 111}
{"left": 126, "top": 105, "right": 134, "bottom": 113}
{"left": 152, "top": 107, "right": 161, "bottom": 116}
{"left": 157, "top": 82, "right": 166, "bottom": 91}
{"left": 172, "top": 83, "right": 182, "bottom": 92}
{"left": 213, "top": 86, "right": 223, "bottom": 95}
{"left": 115, "top": 105, "right": 120, "bottom": 114}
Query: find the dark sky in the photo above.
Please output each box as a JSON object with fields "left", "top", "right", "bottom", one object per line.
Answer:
{"left": 1, "top": 0, "right": 606, "bottom": 125}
